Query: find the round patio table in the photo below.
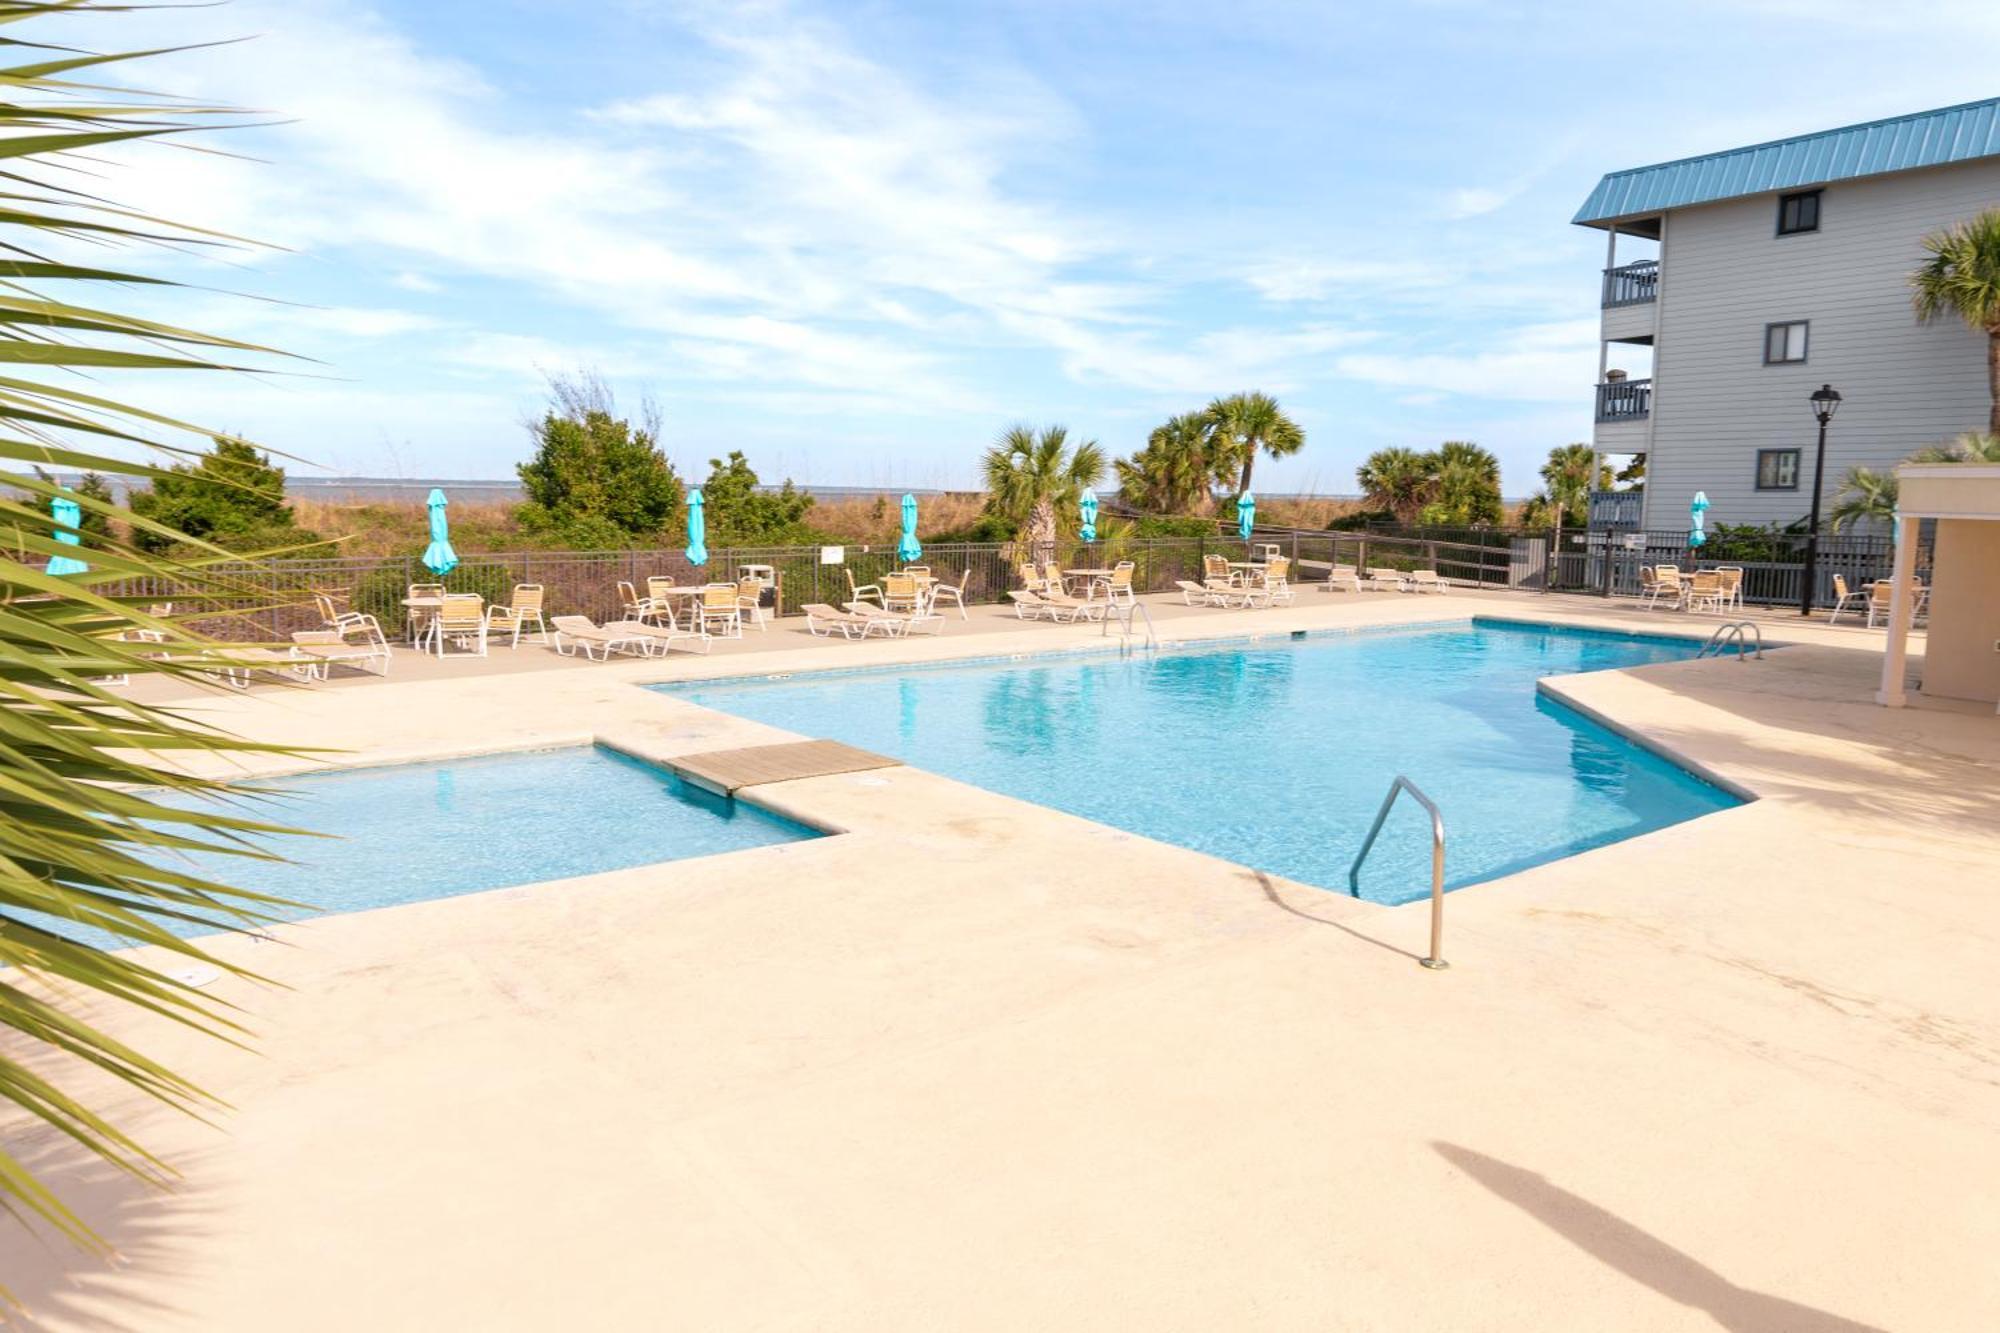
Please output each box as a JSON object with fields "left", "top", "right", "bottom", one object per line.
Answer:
{"left": 401, "top": 596, "right": 442, "bottom": 648}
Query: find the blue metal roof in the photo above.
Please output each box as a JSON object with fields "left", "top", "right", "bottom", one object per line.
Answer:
{"left": 1573, "top": 97, "right": 2000, "bottom": 226}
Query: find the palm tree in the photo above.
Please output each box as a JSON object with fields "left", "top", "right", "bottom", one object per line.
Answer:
{"left": 1114, "top": 413, "right": 1219, "bottom": 514}
{"left": 983, "top": 424, "right": 1106, "bottom": 561}
{"left": 1206, "top": 391, "right": 1304, "bottom": 495}
{"left": 0, "top": 4, "right": 307, "bottom": 1275}
{"left": 1355, "top": 447, "right": 1438, "bottom": 524}
{"left": 1540, "top": 442, "right": 1599, "bottom": 558}
{"left": 1910, "top": 430, "right": 2000, "bottom": 463}
{"left": 1428, "top": 441, "right": 1503, "bottom": 525}
{"left": 1911, "top": 207, "right": 2000, "bottom": 432}
{"left": 1830, "top": 466, "right": 1898, "bottom": 531}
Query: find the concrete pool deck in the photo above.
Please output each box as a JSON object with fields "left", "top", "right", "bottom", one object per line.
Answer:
{"left": 6, "top": 590, "right": 1997, "bottom": 1331}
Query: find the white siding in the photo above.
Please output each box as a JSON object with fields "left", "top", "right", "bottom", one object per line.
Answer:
{"left": 1619, "top": 159, "right": 1997, "bottom": 532}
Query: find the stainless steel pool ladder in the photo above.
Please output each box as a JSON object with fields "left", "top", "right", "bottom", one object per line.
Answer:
{"left": 1100, "top": 599, "right": 1157, "bottom": 654}
{"left": 1347, "top": 775, "right": 1448, "bottom": 971}
{"left": 1697, "top": 621, "right": 1763, "bottom": 660}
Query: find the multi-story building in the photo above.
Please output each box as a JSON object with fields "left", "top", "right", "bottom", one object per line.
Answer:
{"left": 1573, "top": 97, "right": 2000, "bottom": 534}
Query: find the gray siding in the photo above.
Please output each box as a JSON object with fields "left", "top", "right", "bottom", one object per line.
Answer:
{"left": 1608, "top": 158, "right": 1997, "bottom": 532}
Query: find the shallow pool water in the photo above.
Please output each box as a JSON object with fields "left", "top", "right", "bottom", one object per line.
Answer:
{"left": 73, "top": 746, "right": 817, "bottom": 944}
{"left": 661, "top": 620, "right": 1740, "bottom": 904}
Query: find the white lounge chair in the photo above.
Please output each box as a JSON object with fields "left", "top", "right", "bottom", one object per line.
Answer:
{"left": 1364, "top": 567, "right": 1410, "bottom": 591}
{"left": 550, "top": 615, "right": 647, "bottom": 661}
{"left": 290, "top": 613, "right": 393, "bottom": 678}
{"left": 801, "top": 602, "right": 887, "bottom": 639}
{"left": 1406, "top": 570, "right": 1450, "bottom": 594}
{"left": 608, "top": 619, "right": 711, "bottom": 655}
{"left": 1321, "top": 564, "right": 1363, "bottom": 592}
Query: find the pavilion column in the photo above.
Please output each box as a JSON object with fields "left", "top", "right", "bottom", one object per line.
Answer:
{"left": 1876, "top": 514, "right": 1921, "bottom": 707}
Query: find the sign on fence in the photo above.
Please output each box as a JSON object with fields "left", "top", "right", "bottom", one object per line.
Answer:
{"left": 819, "top": 546, "right": 844, "bottom": 565}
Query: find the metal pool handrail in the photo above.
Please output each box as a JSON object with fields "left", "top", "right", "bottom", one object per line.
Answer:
{"left": 1100, "top": 600, "right": 1157, "bottom": 652}
{"left": 1347, "top": 775, "right": 1449, "bottom": 971}
{"left": 1697, "top": 621, "right": 1763, "bottom": 660}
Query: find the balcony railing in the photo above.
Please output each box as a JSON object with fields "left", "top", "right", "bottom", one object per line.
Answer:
{"left": 1601, "top": 259, "right": 1659, "bottom": 308}
{"left": 1595, "top": 378, "right": 1651, "bottom": 422}
{"left": 1587, "top": 489, "right": 1644, "bottom": 530}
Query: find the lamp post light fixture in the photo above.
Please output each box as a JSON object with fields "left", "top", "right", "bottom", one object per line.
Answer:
{"left": 1798, "top": 383, "right": 1843, "bottom": 616}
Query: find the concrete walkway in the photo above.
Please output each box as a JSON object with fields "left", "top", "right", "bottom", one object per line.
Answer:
{"left": 7, "top": 590, "right": 1996, "bottom": 1331}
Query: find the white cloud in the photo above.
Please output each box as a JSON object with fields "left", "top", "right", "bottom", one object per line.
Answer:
{"left": 1332, "top": 320, "right": 1597, "bottom": 403}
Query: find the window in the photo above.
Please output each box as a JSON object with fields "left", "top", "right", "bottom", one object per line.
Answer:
{"left": 1777, "top": 190, "right": 1821, "bottom": 235}
{"left": 1764, "top": 320, "right": 1809, "bottom": 364}
{"left": 1756, "top": 448, "right": 1800, "bottom": 490}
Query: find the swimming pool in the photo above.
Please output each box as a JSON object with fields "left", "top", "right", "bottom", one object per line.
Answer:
{"left": 661, "top": 620, "right": 1740, "bottom": 903}
{"left": 86, "top": 746, "right": 818, "bottom": 944}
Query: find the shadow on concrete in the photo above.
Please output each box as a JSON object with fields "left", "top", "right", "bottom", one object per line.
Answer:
{"left": 3, "top": 1128, "right": 215, "bottom": 1333}
{"left": 1250, "top": 871, "right": 1421, "bottom": 963}
{"left": 1433, "top": 1142, "right": 1888, "bottom": 1333}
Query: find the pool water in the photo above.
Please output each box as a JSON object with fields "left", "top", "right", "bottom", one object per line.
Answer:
{"left": 662, "top": 621, "right": 1740, "bottom": 904}
{"left": 84, "top": 747, "right": 817, "bottom": 944}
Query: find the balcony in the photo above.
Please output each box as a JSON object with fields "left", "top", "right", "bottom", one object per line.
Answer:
{"left": 1601, "top": 259, "right": 1659, "bottom": 308}
{"left": 1595, "top": 377, "right": 1651, "bottom": 422}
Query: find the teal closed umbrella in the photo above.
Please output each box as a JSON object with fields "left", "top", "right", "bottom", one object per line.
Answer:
{"left": 897, "top": 492, "right": 922, "bottom": 562}
{"left": 1079, "top": 488, "right": 1099, "bottom": 543}
{"left": 1689, "top": 491, "right": 1710, "bottom": 549}
{"left": 46, "top": 495, "right": 87, "bottom": 576}
{"left": 421, "top": 488, "right": 458, "bottom": 577}
{"left": 1237, "top": 492, "right": 1256, "bottom": 542}
{"left": 685, "top": 489, "right": 707, "bottom": 567}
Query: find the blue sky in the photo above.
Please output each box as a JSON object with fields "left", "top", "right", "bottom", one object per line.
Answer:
{"left": 61, "top": 0, "right": 2000, "bottom": 495}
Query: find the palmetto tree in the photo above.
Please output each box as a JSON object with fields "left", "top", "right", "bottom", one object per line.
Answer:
{"left": 1114, "top": 413, "right": 1220, "bottom": 514}
{"left": 0, "top": 2, "right": 304, "bottom": 1277}
{"left": 1911, "top": 208, "right": 2000, "bottom": 433}
{"left": 1910, "top": 430, "right": 2000, "bottom": 463}
{"left": 983, "top": 424, "right": 1106, "bottom": 560}
{"left": 1206, "top": 391, "right": 1304, "bottom": 495}
{"left": 1428, "top": 440, "right": 1503, "bottom": 525}
{"left": 1830, "top": 466, "right": 1898, "bottom": 532}
{"left": 1540, "top": 442, "right": 1599, "bottom": 556}
{"left": 1355, "top": 447, "right": 1438, "bottom": 524}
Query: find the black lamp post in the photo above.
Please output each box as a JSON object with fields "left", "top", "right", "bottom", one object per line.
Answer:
{"left": 1798, "top": 383, "right": 1843, "bottom": 616}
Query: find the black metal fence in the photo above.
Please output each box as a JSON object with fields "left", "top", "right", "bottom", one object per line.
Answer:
{"left": 91, "top": 538, "right": 1226, "bottom": 639}
{"left": 1549, "top": 528, "right": 1918, "bottom": 606}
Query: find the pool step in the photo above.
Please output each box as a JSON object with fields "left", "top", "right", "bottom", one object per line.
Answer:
{"left": 667, "top": 739, "right": 899, "bottom": 796}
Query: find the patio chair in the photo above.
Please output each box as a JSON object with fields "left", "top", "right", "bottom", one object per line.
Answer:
{"left": 646, "top": 575, "right": 679, "bottom": 601}
{"left": 1866, "top": 580, "right": 1895, "bottom": 629}
{"left": 882, "top": 572, "right": 925, "bottom": 614}
{"left": 549, "top": 616, "right": 646, "bottom": 660}
{"left": 1202, "top": 553, "right": 1238, "bottom": 587}
{"left": 429, "top": 593, "right": 488, "bottom": 656}
{"left": 312, "top": 591, "right": 363, "bottom": 631}
{"left": 1258, "top": 557, "right": 1294, "bottom": 604}
{"left": 1016, "top": 561, "right": 1050, "bottom": 596}
{"left": 485, "top": 583, "right": 547, "bottom": 648}
{"left": 1683, "top": 571, "right": 1725, "bottom": 614}
{"left": 1828, "top": 575, "right": 1864, "bottom": 624}
{"left": 1364, "top": 567, "right": 1411, "bottom": 591}
{"left": 846, "top": 568, "right": 884, "bottom": 607}
{"left": 1405, "top": 569, "right": 1449, "bottom": 595}
{"left": 700, "top": 582, "right": 744, "bottom": 638}
{"left": 928, "top": 568, "right": 970, "bottom": 620}
{"left": 1650, "top": 566, "right": 1688, "bottom": 610}
{"left": 291, "top": 613, "right": 393, "bottom": 678}
{"left": 1041, "top": 560, "right": 1068, "bottom": 595}
{"left": 1321, "top": 564, "right": 1363, "bottom": 593}
{"left": 735, "top": 576, "right": 770, "bottom": 633}
{"left": 1714, "top": 565, "right": 1745, "bottom": 610}
{"left": 1105, "top": 560, "right": 1137, "bottom": 607}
